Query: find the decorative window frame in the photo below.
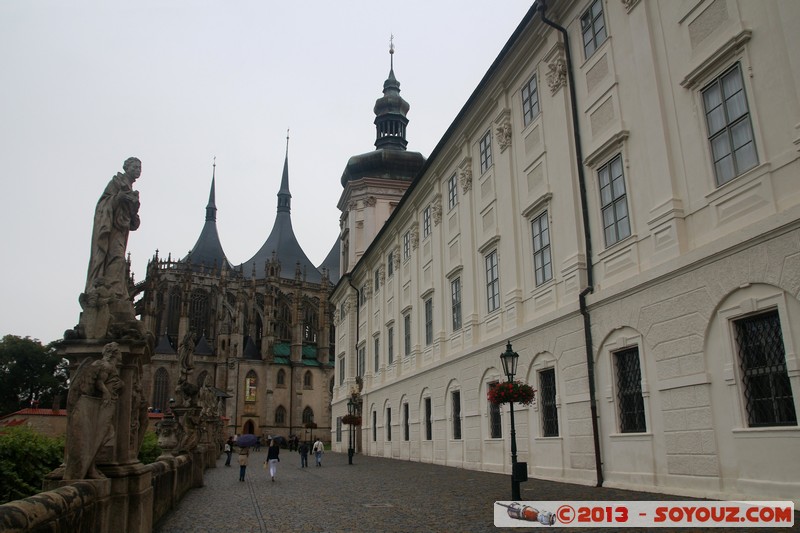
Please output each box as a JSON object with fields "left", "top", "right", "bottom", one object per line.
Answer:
{"left": 602, "top": 331, "right": 652, "bottom": 438}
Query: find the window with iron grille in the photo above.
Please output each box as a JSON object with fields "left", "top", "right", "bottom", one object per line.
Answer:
{"left": 599, "top": 154, "right": 631, "bottom": 247}
{"left": 387, "top": 325, "right": 394, "bottom": 364}
{"left": 403, "top": 231, "right": 411, "bottom": 260}
{"left": 424, "top": 298, "right": 433, "bottom": 345}
{"left": 479, "top": 131, "right": 493, "bottom": 174}
{"left": 522, "top": 74, "right": 540, "bottom": 127}
{"left": 452, "top": 390, "right": 462, "bottom": 440}
{"left": 539, "top": 368, "right": 559, "bottom": 437}
{"left": 387, "top": 251, "right": 394, "bottom": 277}
{"left": 404, "top": 403, "right": 410, "bottom": 441}
{"left": 614, "top": 347, "right": 646, "bottom": 433}
{"left": 357, "top": 345, "right": 365, "bottom": 377}
{"left": 702, "top": 63, "right": 758, "bottom": 186}
{"left": 734, "top": 310, "right": 797, "bottom": 427}
{"left": 372, "top": 411, "right": 377, "bottom": 441}
{"left": 489, "top": 382, "right": 502, "bottom": 438}
{"left": 425, "top": 397, "right": 432, "bottom": 440}
{"left": 386, "top": 408, "right": 392, "bottom": 441}
{"left": 374, "top": 336, "right": 380, "bottom": 372}
{"left": 451, "top": 277, "right": 462, "bottom": 331}
{"left": 404, "top": 313, "right": 412, "bottom": 356}
{"left": 532, "top": 211, "right": 552, "bottom": 285}
{"left": 423, "top": 207, "right": 431, "bottom": 238}
{"left": 581, "top": 0, "right": 607, "bottom": 58}
{"left": 486, "top": 250, "right": 500, "bottom": 312}
{"left": 336, "top": 417, "right": 342, "bottom": 442}
{"left": 448, "top": 174, "right": 458, "bottom": 209}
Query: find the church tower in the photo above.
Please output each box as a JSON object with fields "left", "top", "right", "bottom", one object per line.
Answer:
{"left": 337, "top": 41, "right": 425, "bottom": 275}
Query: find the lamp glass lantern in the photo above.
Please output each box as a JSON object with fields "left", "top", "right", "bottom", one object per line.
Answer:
{"left": 500, "top": 341, "right": 519, "bottom": 381}
{"left": 347, "top": 397, "right": 355, "bottom": 416}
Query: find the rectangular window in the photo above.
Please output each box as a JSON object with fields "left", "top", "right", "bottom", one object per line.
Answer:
{"left": 357, "top": 345, "right": 365, "bottom": 377}
{"left": 403, "top": 232, "right": 411, "bottom": 260}
{"left": 703, "top": 63, "right": 758, "bottom": 186}
{"left": 734, "top": 310, "right": 797, "bottom": 427}
{"left": 359, "top": 285, "right": 367, "bottom": 307}
{"left": 423, "top": 207, "right": 431, "bottom": 238}
{"left": 387, "top": 251, "right": 394, "bottom": 277}
{"left": 532, "top": 211, "right": 552, "bottom": 285}
{"left": 479, "top": 130, "right": 493, "bottom": 174}
{"left": 386, "top": 408, "right": 392, "bottom": 441}
{"left": 452, "top": 390, "right": 462, "bottom": 440}
{"left": 339, "top": 356, "right": 345, "bottom": 385}
{"left": 403, "top": 403, "right": 410, "bottom": 441}
{"left": 539, "top": 368, "right": 559, "bottom": 437}
{"left": 448, "top": 174, "right": 458, "bottom": 209}
{"left": 599, "top": 154, "right": 631, "bottom": 247}
{"left": 372, "top": 410, "right": 377, "bottom": 441}
{"left": 522, "top": 74, "right": 540, "bottom": 127}
{"left": 424, "top": 298, "right": 433, "bottom": 345}
{"left": 615, "top": 347, "right": 646, "bottom": 433}
{"left": 374, "top": 269, "right": 380, "bottom": 292}
{"left": 485, "top": 250, "right": 500, "bottom": 312}
{"left": 387, "top": 325, "right": 394, "bottom": 364}
{"left": 374, "top": 336, "right": 380, "bottom": 372}
{"left": 425, "top": 397, "right": 432, "bottom": 440}
{"left": 489, "top": 382, "right": 502, "bottom": 438}
{"left": 336, "top": 417, "right": 342, "bottom": 442}
{"left": 581, "top": 0, "right": 607, "bottom": 58}
{"left": 404, "top": 313, "right": 412, "bottom": 356}
{"left": 451, "top": 277, "right": 462, "bottom": 331}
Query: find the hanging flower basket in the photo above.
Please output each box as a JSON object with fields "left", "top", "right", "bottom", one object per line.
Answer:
{"left": 487, "top": 381, "right": 536, "bottom": 406}
{"left": 341, "top": 414, "right": 362, "bottom": 426}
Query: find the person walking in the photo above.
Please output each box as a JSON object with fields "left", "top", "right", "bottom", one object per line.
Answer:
{"left": 312, "top": 438, "right": 324, "bottom": 467}
{"left": 224, "top": 437, "right": 234, "bottom": 467}
{"left": 238, "top": 447, "right": 250, "bottom": 481}
{"left": 266, "top": 440, "right": 280, "bottom": 482}
{"left": 298, "top": 441, "right": 309, "bottom": 468}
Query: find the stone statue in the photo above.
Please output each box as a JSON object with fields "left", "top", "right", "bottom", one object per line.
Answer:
{"left": 199, "top": 374, "right": 217, "bottom": 417}
{"left": 175, "top": 332, "right": 199, "bottom": 406}
{"left": 73, "top": 157, "right": 145, "bottom": 340}
{"left": 64, "top": 342, "right": 124, "bottom": 480}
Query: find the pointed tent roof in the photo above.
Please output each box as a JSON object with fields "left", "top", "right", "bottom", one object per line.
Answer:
{"left": 317, "top": 238, "right": 340, "bottom": 284}
{"left": 154, "top": 333, "right": 176, "bottom": 355}
{"left": 240, "top": 139, "right": 323, "bottom": 283}
{"left": 184, "top": 162, "right": 232, "bottom": 271}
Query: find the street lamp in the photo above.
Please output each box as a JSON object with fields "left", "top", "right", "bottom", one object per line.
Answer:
{"left": 500, "top": 341, "right": 524, "bottom": 500}
{"left": 347, "top": 396, "right": 355, "bottom": 465}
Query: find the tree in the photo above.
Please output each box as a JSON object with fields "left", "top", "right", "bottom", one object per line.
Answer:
{"left": 0, "top": 335, "right": 68, "bottom": 416}
{"left": 0, "top": 425, "right": 64, "bottom": 504}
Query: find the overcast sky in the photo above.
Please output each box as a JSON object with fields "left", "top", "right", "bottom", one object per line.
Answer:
{"left": 1, "top": 1, "right": 533, "bottom": 344}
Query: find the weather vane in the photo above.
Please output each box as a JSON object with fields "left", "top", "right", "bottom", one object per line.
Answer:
{"left": 390, "top": 34, "right": 395, "bottom": 69}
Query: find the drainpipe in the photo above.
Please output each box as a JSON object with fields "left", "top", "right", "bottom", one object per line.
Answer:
{"left": 346, "top": 277, "right": 361, "bottom": 454}
{"left": 537, "top": 0, "right": 603, "bottom": 487}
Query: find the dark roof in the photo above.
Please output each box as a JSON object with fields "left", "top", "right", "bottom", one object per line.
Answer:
{"left": 239, "top": 152, "right": 323, "bottom": 283}
{"left": 318, "top": 238, "right": 340, "bottom": 284}
{"left": 154, "top": 333, "right": 176, "bottom": 354}
{"left": 242, "top": 336, "right": 260, "bottom": 360}
{"left": 194, "top": 334, "right": 214, "bottom": 356}
{"left": 183, "top": 173, "right": 232, "bottom": 271}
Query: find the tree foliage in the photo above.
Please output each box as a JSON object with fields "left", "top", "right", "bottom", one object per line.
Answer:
{"left": 0, "top": 335, "right": 68, "bottom": 416}
{"left": 0, "top": 425, "right": 64, "bottom": 504}
{"left": 138, "top": 430, "right": 162, "bottom": 465}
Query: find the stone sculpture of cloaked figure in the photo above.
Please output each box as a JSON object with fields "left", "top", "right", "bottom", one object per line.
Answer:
{"left": 175, "top": 331, "right": 199, "bottom": 406}
{"left": 64, "top": 342, "right": 124, "bottom": 480}
{"left": 199, "top": 374, "right": 217, "bottom": 417}
{"left": 76, "top": 157, "right": 143, "bottom": 339}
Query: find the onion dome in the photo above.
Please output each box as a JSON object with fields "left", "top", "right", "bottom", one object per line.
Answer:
{"left": 183, "top": 161, "right": 232, "bottom": 271}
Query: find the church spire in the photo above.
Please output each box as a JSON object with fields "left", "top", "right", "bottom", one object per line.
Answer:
{"left": 206, "top": 157, "right": 217, "bottom": 222}
{"left": 277, "top": 129, "right": 291, "bottom": 213}
{"left": 374, "top": 36, "right": 410, "bottom": 150}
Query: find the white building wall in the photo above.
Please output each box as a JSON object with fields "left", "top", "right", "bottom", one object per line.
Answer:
{"left": 330, "top": 0, "right": 800, "bottom": 504}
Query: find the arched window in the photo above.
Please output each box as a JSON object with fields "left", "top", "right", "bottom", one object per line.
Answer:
{"left": 303, "top": 371, "right": 313, "bottom": 389}
{"left": 302, "top": 406, "right": 314, "bottom": 425}
{"left": 277, "top": 369, "right": 286, "bottom": 387}
{"left": 167, "top": 289, "right": 181, "bottom": 346}
{"left": 190, "top": 288, "right": 209, "bottom": 340}
{"left": 245, "top": 370, "right": 257, "bottom": 402}
{"left": 275, "top": 406, "right": 286, "bottom": 425}
{"left": 152, "top": 367, "right": 170, "bottom": 412}
{"left": 303, "top": 301, "right": 318, "bottom": 343}
{"left": 273, "top": 296, "right": 292, "bottom": 341}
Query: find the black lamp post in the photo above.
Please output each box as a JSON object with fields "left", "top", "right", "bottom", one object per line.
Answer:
{"left": 347, "top": 397, "right": 355, "bottom": 465}
{"left": 500, "top": 340, "right": 522, "bottom": 500}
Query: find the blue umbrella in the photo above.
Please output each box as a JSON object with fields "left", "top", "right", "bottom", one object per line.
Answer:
{"left": 236, "top": 434, "right": 258, "bottom": 447}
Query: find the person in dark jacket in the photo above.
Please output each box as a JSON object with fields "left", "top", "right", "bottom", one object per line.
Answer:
{"left": 298, "top": 441, "right": 309, "bottom": 468}
{"left": 265, "top": 439, "right": 280, "bottom": 481}
{"left": 224, "top": 436, "right": 234, "bottom": 466}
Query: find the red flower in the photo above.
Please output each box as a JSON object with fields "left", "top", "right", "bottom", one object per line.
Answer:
{"left": 342, "top": 414, "right": 362, "bottom": 426}
{"left": 487, "top": 381, "right": 536, "bottom": 406}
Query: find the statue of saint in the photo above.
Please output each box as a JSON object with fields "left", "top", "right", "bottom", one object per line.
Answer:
{"left": 199, "top": 374, "right": 217, "bottom": 417}
{"left": 76, "top": 157, "right": 142, "bottom": 339}
{"left": 64, "top": 342, "right": 124, "bottom": 480}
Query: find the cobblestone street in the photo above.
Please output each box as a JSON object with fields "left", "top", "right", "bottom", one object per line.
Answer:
{"left": 154, "top": 450, "right": 798, "bottom": 533}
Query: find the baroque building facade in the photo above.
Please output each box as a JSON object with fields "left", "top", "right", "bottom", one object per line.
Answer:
{"left": 138, "top": 148, "right": 339, "bottom": 442}
{"left": 330, "top": 0, "right": 800, "bottom": 504}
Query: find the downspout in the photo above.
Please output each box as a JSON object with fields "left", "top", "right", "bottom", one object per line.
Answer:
{"left": 347, "top": 277, "right": 361, "bottom": 452}
{"left": 537, "top": 0, "right": 603, "bottom": 487}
